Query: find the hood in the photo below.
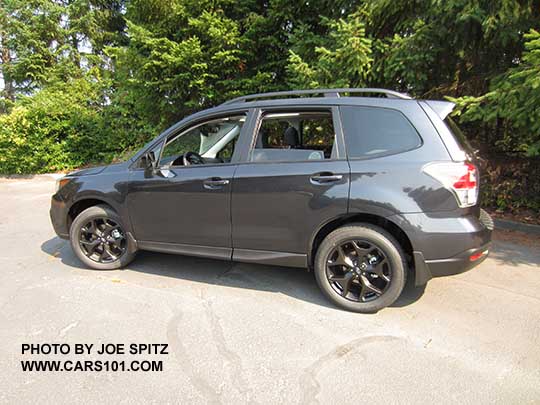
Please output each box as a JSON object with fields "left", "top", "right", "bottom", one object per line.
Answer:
{"left": 66, "top": 161, "right": 130, "bottom": 177}
{"left": 67, "top": 165, "right": 107, "bottom": 177}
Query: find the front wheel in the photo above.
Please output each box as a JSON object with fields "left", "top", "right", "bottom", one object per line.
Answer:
{"left": 70, "top": 205, "right": 137, "bottom": 270}
{"left": 314, "top": 224, "right": 407, "bottom": 313}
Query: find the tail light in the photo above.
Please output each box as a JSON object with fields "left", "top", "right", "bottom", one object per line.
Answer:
{"left": 423, "top": 162, "right": 478, "bottom": 208}
{"left": 469, "top": 250, "right": 488, "bottom": 262}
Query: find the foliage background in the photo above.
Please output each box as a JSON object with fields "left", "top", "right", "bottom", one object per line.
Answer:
{"left": 1, "top": 0, "right": 539, "bottom": 216}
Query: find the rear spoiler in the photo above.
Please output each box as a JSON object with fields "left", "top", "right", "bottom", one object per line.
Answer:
{"left": 423, "top": 100, "right": 455, "bottom": 120}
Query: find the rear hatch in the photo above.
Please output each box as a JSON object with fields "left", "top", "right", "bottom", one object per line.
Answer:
{"left": 421, "top": 100, "right": 482, "bottom": 216}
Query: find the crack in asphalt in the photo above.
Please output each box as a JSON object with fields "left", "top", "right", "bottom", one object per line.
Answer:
{"left": 166, "top": 288, "right": 258, "bottom": 404}
{"left": 202, "top": 291, "right": 259, "bottom": 404}
{"left": 166, "top": 309, "right": 222, "bottom": 404}
{"left": 300, "top": 335, "right": 402, "bottom": 405}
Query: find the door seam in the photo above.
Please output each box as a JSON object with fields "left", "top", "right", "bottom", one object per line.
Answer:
{"left": 229, "top": 165, "right": 239, "bottom": 260}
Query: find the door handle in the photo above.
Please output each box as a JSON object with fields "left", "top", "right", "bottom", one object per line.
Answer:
{"left": 310, "top": 173, "right": 343, "bottom": 184}
{"left": 203, "top": 177, "right": 230, "bottom": 189}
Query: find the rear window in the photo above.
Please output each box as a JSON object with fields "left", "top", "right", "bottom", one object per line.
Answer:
{"left": 340, "top": 106, "right": 421, "bottom": 158}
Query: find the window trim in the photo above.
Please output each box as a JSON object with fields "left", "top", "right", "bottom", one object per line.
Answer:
{"left": 338, "top": 105, "right": 424, "bottom": 161}
{"left": 245, "top": 106, "right": 346, "bottom": 164}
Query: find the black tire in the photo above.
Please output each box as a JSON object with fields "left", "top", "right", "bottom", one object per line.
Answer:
{"left": 69, "top": 205, "right": 137, "bottom": 270}
{"left": 314, "top": 224, "right": 407, "bottom": 313}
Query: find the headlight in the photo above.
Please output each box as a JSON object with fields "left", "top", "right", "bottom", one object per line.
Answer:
{"left": 55, "top": 177, "right": 71, "bottom": 192}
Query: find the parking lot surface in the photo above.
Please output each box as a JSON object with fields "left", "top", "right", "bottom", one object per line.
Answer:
{"left": 1, "top": 176, "right": 539, "bottom": 404}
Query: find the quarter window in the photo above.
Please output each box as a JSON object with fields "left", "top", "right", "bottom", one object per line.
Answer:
{"left": 252, "top": 110, "right": 337, "bottom": 162}
{"left": 340, "top": 106, "right": 421, "bottom": 158}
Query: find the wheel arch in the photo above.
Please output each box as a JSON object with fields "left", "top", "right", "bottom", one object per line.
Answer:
{"left": 308, "top": 213, "right": 415, "bottom": 271}
{"left": 67, "top": 198, "right": 117, "bottom": 231}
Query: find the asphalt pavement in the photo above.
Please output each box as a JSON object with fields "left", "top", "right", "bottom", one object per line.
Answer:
{"left": 1, "top": 176, "right": 539, "bottom": 404}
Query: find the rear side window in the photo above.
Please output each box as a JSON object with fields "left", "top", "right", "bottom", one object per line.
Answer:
{"left": 251, "top": 110, "right": 336, "bottom": 162}
{"left": 340, "top": 106, "right": 421, "bottom": 158}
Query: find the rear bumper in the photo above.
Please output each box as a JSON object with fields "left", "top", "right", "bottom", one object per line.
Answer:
{"left": 389, "top": 209, "right": 493, "bottom": 285}
{"left": 425, "top": 243, "right": 490, "bottom": 276}
{"left": 414, "top": 242, "right": 490, "bottom": 282}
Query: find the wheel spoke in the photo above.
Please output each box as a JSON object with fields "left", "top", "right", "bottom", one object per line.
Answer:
{"left": 97, "top": 221, "right": 107, "bottom": 236}
{"left": 81, "top": 220, "right": 96, "bottom": 235}
{"left": 329, "top": 272, "right": 354, "bottom": 297}
{"left": 104, "top": 244, "right": 118, "bottom": 261}
{"left": 102, "top": 220, "right": 115, "bottom": 234}
{"left": 90, "top": 219, "right": 106, "bottom": 237}
{"left": 81, "top": 239, "right": 100, "bottom": 254}
{"left": 372, "top": 259, "right": 390, "bottom": 282}
{"left": 328, "top": 245, "right": 354, "bottom": 268}
{"left": 351, "top": 241, "right": 372, "bottom": 257}
{"left": 359, "top": 274, "right": 383, "bottom": 298}
{"left": 95, "top": 244, "right": 106, "bottom": 262}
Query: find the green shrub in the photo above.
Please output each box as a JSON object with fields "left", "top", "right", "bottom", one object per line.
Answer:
{"left": 0, "top": 78, "right": 113, "bottom": 174}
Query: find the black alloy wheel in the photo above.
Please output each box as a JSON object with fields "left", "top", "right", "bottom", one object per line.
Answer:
{"left": 79, "top": 217, "right": 126, "bottom": 263}
{"left": 314, "top": 224, "right": 407, "bottom": 312}
{"left": 326, "top": 239, "right": 391, "bottom": 302}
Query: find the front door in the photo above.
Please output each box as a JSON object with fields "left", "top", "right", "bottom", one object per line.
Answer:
{"left": 231, "top": 107, "right": 350, "bottom": 259}
{"left": 127, "top": 113, "right": 249, "bottom": 257}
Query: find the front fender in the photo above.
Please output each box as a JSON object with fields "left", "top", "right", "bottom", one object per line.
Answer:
{"left": 60, "top": 167, "right": 132, "bottom": 234}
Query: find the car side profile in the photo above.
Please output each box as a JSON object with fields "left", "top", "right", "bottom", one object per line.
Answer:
{"left": 50, "top": 88, "right": 493, "bottom": 312}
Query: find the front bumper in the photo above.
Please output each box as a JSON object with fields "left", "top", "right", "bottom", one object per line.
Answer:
{"left": 50, "top": 196, "right": 69, "bottom": 239}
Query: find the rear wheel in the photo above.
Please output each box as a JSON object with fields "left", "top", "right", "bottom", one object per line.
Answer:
{"left": 70, "top": 205, "right": 137, "bottom": 270}
{"left": 314, "top": 224, "right": 407, "bottom": 312}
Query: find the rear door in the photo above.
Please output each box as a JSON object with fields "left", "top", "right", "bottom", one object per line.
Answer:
{"left": 231, "top": 106, "right": 349, "bottom": 263}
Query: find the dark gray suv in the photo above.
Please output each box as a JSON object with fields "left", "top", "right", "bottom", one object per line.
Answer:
{"left": 50, "top": 88, "right": 493, "bottom": 312}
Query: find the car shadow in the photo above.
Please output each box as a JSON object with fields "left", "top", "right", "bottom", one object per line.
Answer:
{"left": 41, "top": 236, "right": 426, "bottom": 311}
{"left": 488, "top": 240, "right": 540, "bottom": 267}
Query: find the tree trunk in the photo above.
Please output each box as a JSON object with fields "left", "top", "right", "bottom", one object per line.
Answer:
{"left": 0, "top": 30, "right": 15, "bottom": 104}
{"left": 71, "top": 34, "right": 81, "bottom": 70}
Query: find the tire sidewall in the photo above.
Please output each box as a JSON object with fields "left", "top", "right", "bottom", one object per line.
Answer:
{"left": 314, "top": 225, "right": 406, "bottom": 313}
{"left": 70, "top": 205, "right": 136, "bottom": 270}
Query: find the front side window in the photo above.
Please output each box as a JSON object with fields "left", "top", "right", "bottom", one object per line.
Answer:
{"left": 251, "top": 110, "right": 337, "bottom": 162}
{"left": 340, "top": 106, "right": 421, "bottom": 158}
{"left": 159, "top": 116, "right": 245, "bottom": 167}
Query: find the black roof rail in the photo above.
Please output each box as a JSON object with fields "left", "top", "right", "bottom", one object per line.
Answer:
{"left": 221, "top": 88, "right": 412, "bottom": 105}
